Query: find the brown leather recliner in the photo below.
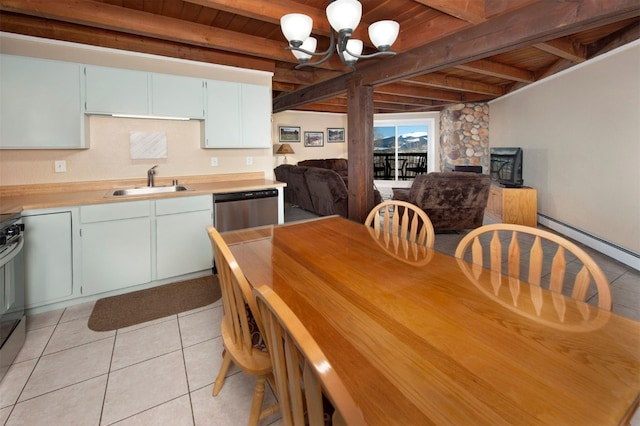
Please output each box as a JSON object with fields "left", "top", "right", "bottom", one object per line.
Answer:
{"left": 392, "top": 172, "right": 491, "bottom": 231}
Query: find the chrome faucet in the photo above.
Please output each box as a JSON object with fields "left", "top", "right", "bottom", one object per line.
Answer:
{"left": 147, "top": 165, "right": 158, "bottom": 187}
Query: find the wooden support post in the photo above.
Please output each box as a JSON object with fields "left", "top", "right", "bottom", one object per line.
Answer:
{"left": 347, "top": 76, "right": 375, "bottom": 223}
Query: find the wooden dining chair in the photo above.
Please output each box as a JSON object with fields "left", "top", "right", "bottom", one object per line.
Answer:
{"left": 253, "top": 285, "right": 366, "bottom": 426}
{"left": 207, "top": 226, "right": 278, "bottom": 426}
{"left": 454, "top": 223, "right": 612, "bottom": 310}
{"left": 365, "top": 200, "right": 435, "bottom": 248}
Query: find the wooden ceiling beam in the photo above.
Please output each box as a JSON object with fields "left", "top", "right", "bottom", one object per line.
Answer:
{"left": 373, "top": 92, "right": 444, "bottom": 107}
{"left": 0, "top": 0, "right": 348, "bottom": 71}
{"left": 273, "top": 0, "right": 640, "bottom": 112}
{"left": 273, "top": 65, "right": 316, "bottom": 85}
{"left": 295, "top": 104, "right": 347, "bottom": 113}
{"left": 375, "top": 82, "right": 489, "bottom": 103}
{"left": 586, "top": 19, "right": 640, "bottom": 56}
{"left": 403, "top": 72, "right": 504, "bottom": 95}
{"left": 455, "top": 59, "right": 535, "bottom": 83}
{"left": 396, "top": 13, "right": 469, "bottom": 52}
{"left": 534, "top": 38, "right": 587, "bottom": 63}
{"left": 0, "top": 13, "right": 277, "bottom": 72}
{"left": 272, "top": 81, "right": 299, "bottom": 92}
{"left": 484, "top": 0, "right": 540, "bottom": 18}
{"left": 372, "top": 102, "right": 424, "bottom": 112}
{"left": 411, "top": 0, "right": 486, "bottom": 24}
{"left": 183, "top": 0, "right": 371, "bottom": 41}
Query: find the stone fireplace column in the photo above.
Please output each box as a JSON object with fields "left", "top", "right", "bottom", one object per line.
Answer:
{"left": 439, "top": 103, "right": 489, "bottom": 172}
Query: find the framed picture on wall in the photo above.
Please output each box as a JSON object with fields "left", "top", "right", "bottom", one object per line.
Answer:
{"left": 304, "top": 131, "right": 324, "bottom": 147}
{"left": 278, "top": 126, "right": 301, "bottom": 142}
{"left": 327, "top": 128, "right": 345, "bottom": 143}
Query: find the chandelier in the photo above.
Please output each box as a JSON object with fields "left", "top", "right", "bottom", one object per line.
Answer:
{"left": 280, "top": 0, "right": 400, "bottom": 70}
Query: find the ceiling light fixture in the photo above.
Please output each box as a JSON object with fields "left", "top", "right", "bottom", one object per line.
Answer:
{"left": 280, "top": 0, "right": 399, "bottom": 70}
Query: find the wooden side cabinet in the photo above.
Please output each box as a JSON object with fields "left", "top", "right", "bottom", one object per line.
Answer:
{"left": 486, "top": 184, "right": 538, "bottom": 227}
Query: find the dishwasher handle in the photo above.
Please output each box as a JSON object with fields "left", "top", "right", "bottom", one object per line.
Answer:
{"left": 214, "top": 189, "right": 278, "bottom": 203}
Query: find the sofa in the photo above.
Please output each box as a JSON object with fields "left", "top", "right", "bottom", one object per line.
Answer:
{"left": 392, "top": 172, "right": 491, "bottom": 231}
{"left": 298, "top": 158, "right": 348, "bottom": 180}
{"left": 274, "top": 158, "right": 381, "bottom": 218}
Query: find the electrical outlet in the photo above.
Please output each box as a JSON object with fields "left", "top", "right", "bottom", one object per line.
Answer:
{"left": 211, "top": 157, "right": 218, "bottom": 167}
{"left": 246, "top": 156, "right": 253, "bottom": 165}
{"left": 54, "top": 160, "right": 67, "bottom": 173}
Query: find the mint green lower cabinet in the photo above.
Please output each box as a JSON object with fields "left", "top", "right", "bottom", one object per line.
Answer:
{"left": 155, "top": 195, "right": 213, "bottom": 280}
{"left": 22, "top": 210, "right": 74, "bottom": 308}
{"left": 80, "top": 201, "right": 152, "bottom": 296}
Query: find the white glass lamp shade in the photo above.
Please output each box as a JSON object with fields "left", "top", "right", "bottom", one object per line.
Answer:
{"left": 326, "top": 0, "right": 362, "bottom": 32}
{"left": 281, "top": 13, "right": 313, "bottom": 47}
{"left": 291, "top": 37, "right": 317, "bottom": 61}
{"left": 368, "top": 20, "right": 399, "bottom": 51}
{"left": 342, "top": 39, "right": 363, "bottom": 63}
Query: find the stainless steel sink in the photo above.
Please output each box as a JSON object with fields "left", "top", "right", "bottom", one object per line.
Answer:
{"left": 106, "top": 185, "right": 190, "bottom": 197}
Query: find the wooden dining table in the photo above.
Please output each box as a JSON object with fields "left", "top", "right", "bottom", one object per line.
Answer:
{"left": 222, "top": 216, "right": 640, "bottom": 425}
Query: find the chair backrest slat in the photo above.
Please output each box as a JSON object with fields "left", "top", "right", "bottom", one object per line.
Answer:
{"left": 490, "top": 230, "right": 502, "bottom": 272}
{"left": 507, "top": 232, "right": 521, "bottom": 279}
{"left": 528, "top": 236, "right": 544, "bottom": 286}
{"left": 549, "top": 246, "right": 567, "bottom": 294}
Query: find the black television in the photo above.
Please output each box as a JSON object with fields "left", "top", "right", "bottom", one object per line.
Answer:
{"left": 490, "top": 147, "right": 524, "bottom": 187}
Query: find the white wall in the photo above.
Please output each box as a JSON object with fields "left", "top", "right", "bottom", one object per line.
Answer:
{"left": 272, "top": 110, "right": 348, "bottom": 167}
{"left": 490, "top": 41, "right": 640, "bottom": 257}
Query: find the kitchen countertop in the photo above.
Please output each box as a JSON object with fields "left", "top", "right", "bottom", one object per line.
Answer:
{"left": 0, "top": 172, "right": 285, "bottom": 212}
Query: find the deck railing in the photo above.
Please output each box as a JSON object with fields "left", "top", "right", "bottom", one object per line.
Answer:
{"left": 374, "top": 153, "right": 427, "bottom": 180}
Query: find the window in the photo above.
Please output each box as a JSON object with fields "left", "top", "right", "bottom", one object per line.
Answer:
{"left": 373, "top": 118, "right": 434, "bottom": 181}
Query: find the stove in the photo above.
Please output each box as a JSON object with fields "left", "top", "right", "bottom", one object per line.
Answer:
{"left": 0, "top": 209, "right": 25, "bottom": 383}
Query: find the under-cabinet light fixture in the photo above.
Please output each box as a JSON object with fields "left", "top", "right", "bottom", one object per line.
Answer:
{"left": 112, "top": 114, "right": 191, "bottom": 121}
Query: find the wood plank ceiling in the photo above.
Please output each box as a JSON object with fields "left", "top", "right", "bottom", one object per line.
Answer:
{"left": 0, "top": 0, "right": 638, "bottom": 114}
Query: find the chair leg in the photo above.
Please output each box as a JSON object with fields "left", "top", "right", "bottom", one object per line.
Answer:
{"left": 248, "top": 375, "right": 267, "bottom": 426}
{"left": 212, "top": 350, "right": 232, "bottom": 396}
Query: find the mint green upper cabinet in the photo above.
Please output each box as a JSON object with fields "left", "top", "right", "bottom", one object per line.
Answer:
{"left": 203, "top": 80, "right": 271, "bottom": 148}
{"left": 0, "top": 55, "right": 84, "bottom": 149}
{"left": 85, "top": 65, "right": 149, "bottom": 115}
{"left": 85, "top": 66, "right": 205, "bottom": 118}
{"left": 151, "top": 73, "right": 205, "bottom": 119}
{"left": 241, "top": 83, "right": 272, "bottom": 148}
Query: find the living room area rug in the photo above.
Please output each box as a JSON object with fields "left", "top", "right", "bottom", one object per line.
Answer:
{"left": 88, "top": 274, "right": 221, "bottom": 331}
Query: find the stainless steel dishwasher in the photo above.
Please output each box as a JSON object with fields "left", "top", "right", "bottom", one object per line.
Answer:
{"left": 213, "top": 189, "right": 279, "bottom": 231}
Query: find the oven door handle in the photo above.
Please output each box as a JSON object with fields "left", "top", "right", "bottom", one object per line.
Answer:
{"left": 0, "top": 235, "right": 24, "bottom": 268}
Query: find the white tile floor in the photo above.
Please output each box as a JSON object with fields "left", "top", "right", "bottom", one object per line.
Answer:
{"left": 0, "top": 299, "right": 280, "bottom": 425}
{"left": 1, "top": 205, "right": 638, "bottom": 425}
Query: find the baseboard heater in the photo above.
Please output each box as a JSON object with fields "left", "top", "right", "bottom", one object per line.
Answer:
{"left": 537, "top": 213, "right": 639, "bottom": 271}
